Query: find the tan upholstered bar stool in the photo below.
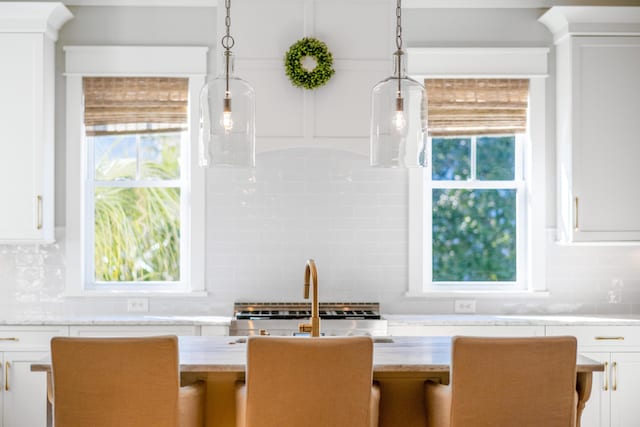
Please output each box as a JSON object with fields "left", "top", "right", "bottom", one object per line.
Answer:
{"left": 236, "top": 336, "right": 380, "bottom": 427}
{"left": 51, "top": 335, "right": 205, "bottom": 427}
{"left": 425, "top": 336, "right": 578, "bottom": 427}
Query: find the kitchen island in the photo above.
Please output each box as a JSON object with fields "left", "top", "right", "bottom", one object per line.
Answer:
{"left": 32, "top": 335, "right": 603, "bottom": 427}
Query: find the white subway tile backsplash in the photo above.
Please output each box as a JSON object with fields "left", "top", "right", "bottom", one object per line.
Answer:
{"left": 2, "top": 147, "right": 640, "bottom": 317}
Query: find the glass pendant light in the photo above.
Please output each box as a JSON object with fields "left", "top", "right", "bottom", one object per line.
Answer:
{"left": 370, "top": 0, "right": 427, "bottom": 168}
{"left": 199, "top": 0, "right": 255, "bottom": 168}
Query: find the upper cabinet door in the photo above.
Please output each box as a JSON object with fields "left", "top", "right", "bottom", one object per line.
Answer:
{"left": 0, "top": 3, "right": 72, "bottom": 243}
{"left": 540, "top": 7, "right": 640, "bottom": 242}
{"left": 0, "top": 33, "right": 48, "bottom": 242}
{"left": 571, "top": 37, "right": 640, "bottom": 242}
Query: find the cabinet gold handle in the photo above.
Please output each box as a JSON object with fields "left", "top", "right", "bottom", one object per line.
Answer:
{"left": 0, "top": 337, "right": 19, "bottom": 341}
{"left": 595, "top": 336, "right": 625, "bottom": 341}
{"left": 612, "top": 361, "right": 618, "bottom": 391}
{"left": 574, "top": 197, "right": 579, "bottom": 231}
{"left": 603, "top": 361, "right": 609, "bottom": 391}
{"left": 37, "top": 195, "right": 43, "bottom": 230}
{"left": 4, "top": 361, "right": 9, "bottom": 392}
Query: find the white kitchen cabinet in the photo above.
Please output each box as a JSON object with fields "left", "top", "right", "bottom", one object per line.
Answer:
{"left": 546, "top": 325, "right": 640, "bottom": 427}
{"left": 3, "top": 352, "right": 51, "bottom": 427}
{"left": 0, "top": 3, "right": 72, "bottom": 243}
{"left": 579, "top": 352, "right": 610, "bottom": 427}
{"left": 0, "top": 326, "right": 68, "bottom": 427}
{"left": 609, "top": 352, "right": 640, "bottom": 427}
{"left": 539, "top": 7, "right": 640, "bottom": 242}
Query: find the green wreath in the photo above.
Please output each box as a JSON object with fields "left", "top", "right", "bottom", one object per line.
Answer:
{"left": 284, "top": 37, "right": 335, "bottom": 90}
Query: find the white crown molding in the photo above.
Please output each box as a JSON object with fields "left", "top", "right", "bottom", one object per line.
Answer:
{"left": 0, "top": 2, "right": 73, "bottom": 41}
{"left": 539, "top": 6, "right": 640, "bottom": 43}
{"left": 404, "top": 0, "right": 640, "bottom": 8}
{"left": 62, "top": 0, "right": 215, "bottom": 6}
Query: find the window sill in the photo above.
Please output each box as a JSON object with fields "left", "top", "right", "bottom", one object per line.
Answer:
{"left": 405, "top": 290, "right": 550, "bottom": 299}
{"left": 63, "top": 290, "right": 208, "bottom": 298}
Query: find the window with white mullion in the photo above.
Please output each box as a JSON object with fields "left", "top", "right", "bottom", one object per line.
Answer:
{"left": 65, "top": 46, "right": 207, "bottom": 296}
{"left": 432, "top": 181, "right": 521, "bottom": 190}
{"left": 85, "top": 93, "right": 187, "bottom": 286}
{"left": 429, "top": 134, "right": 522, "bottom": 287}
{"left": 406, "top": 49, "right": 548, "bottom": 296}
{"left": 469, "top": 135, "right": 477, "bottom": 181}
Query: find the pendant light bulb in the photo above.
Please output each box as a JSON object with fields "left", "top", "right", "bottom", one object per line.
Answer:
{"left": 392, "top": 95, "right": 407, "bottom": 134}
{"left": 221, "top": 95, "right": 233, "bottom": 133}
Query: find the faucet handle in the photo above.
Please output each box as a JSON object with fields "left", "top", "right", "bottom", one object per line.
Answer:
{"left": 298, "top": 323, "right": 312, "bottom": 334}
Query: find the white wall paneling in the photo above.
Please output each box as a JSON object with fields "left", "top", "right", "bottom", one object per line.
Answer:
{"left": 314, "top": 0, "right": 391, "bottom": 59}
{"left": 314, "top": 61, "right": 388, "bottom": 138}
{"left": 229, "top": 0, "right": 305, "bottom": 60}
{"left": 238, "top": 60, "right": 305, "bottom": 138}
{"left": 228, "top": 0, "right": 393, "bottom": 140}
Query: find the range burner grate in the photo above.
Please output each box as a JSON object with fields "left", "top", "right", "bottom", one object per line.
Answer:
{"left": 234, "top": 302, "right": 381, "bottom": 320}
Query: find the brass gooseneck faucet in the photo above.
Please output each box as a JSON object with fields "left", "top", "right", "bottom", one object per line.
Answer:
{"left": 299, "top": 259, "right": 320, "bottom": 337}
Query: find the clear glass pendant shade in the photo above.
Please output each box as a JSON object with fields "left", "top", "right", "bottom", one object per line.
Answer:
{"left": 370, "top": 51, "right": 427, "bottom": 168}
{"left": 199, "top": 52, "right": 256, "bottom": 168}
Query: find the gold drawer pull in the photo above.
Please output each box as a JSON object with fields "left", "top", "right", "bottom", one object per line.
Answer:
{"left": 603, "top": 362, "right": 609, "bottom": 391}
{"left": 0, "top": 337, "right": 19, "bottom": 341}
{"left": 612, "top": 361, "right": 618, "bottom": 391}
{"left": 595, "top": 336, "right": 625, "bottom": 341}
{"left": 4, "top": 361, "right": 9, "bottom": 392}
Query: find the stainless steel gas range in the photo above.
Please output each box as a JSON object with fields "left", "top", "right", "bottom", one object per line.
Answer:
{"left": 229, "top": 302, "right": 388, "bottom": 336}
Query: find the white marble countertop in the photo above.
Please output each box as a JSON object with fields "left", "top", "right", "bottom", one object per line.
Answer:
{"left": 3, "top": 313, "right": 640, "bottom": 327}
{"left": 0, "top": 315, "right": 232, "bottom": 326}
{"left": 384, "top": 314, "right": 640, "bottom": 326}
{"left": 31, "top": 335, "right": 604, "bottom": 373}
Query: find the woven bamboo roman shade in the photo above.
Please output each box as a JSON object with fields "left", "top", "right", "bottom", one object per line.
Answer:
{"left": 83, "top": 77, "right": 189, "bottom": 136}
{"left": 425, "top": 79, "right": 529, "bottom": 137}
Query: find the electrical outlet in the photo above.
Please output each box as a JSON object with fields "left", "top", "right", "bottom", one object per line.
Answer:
{"left": 454, "top": 299, "right": 476, "bottom": 314}
{"left": 127, "top": 298, "right": 149, "bottom": 312}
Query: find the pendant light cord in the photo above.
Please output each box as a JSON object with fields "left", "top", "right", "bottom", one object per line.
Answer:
{"left": 395, "top": 0, "right": 403, "bottom": 95}
{"left": 221, "top": 0, "right": 235, "bottom": 96}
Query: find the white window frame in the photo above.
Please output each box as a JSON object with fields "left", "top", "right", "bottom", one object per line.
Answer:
{"left": 64, "top": 46, "right": 208, "bottom": 296}
{"left": 406, "top": 48, "right": 549, "bottom": 297}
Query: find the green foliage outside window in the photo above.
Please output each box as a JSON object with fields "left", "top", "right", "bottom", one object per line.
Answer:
{"left": 93, "top": 133, "right": 181, "bottom": 282}
{"left": 431, "top": 136, "right": 518, "bottom": 283}
{"left": 476, "top": 136, "right": 515, "bottom": 181}
{"left": 432, "top": 189, "right": 516, "bottom": 281}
